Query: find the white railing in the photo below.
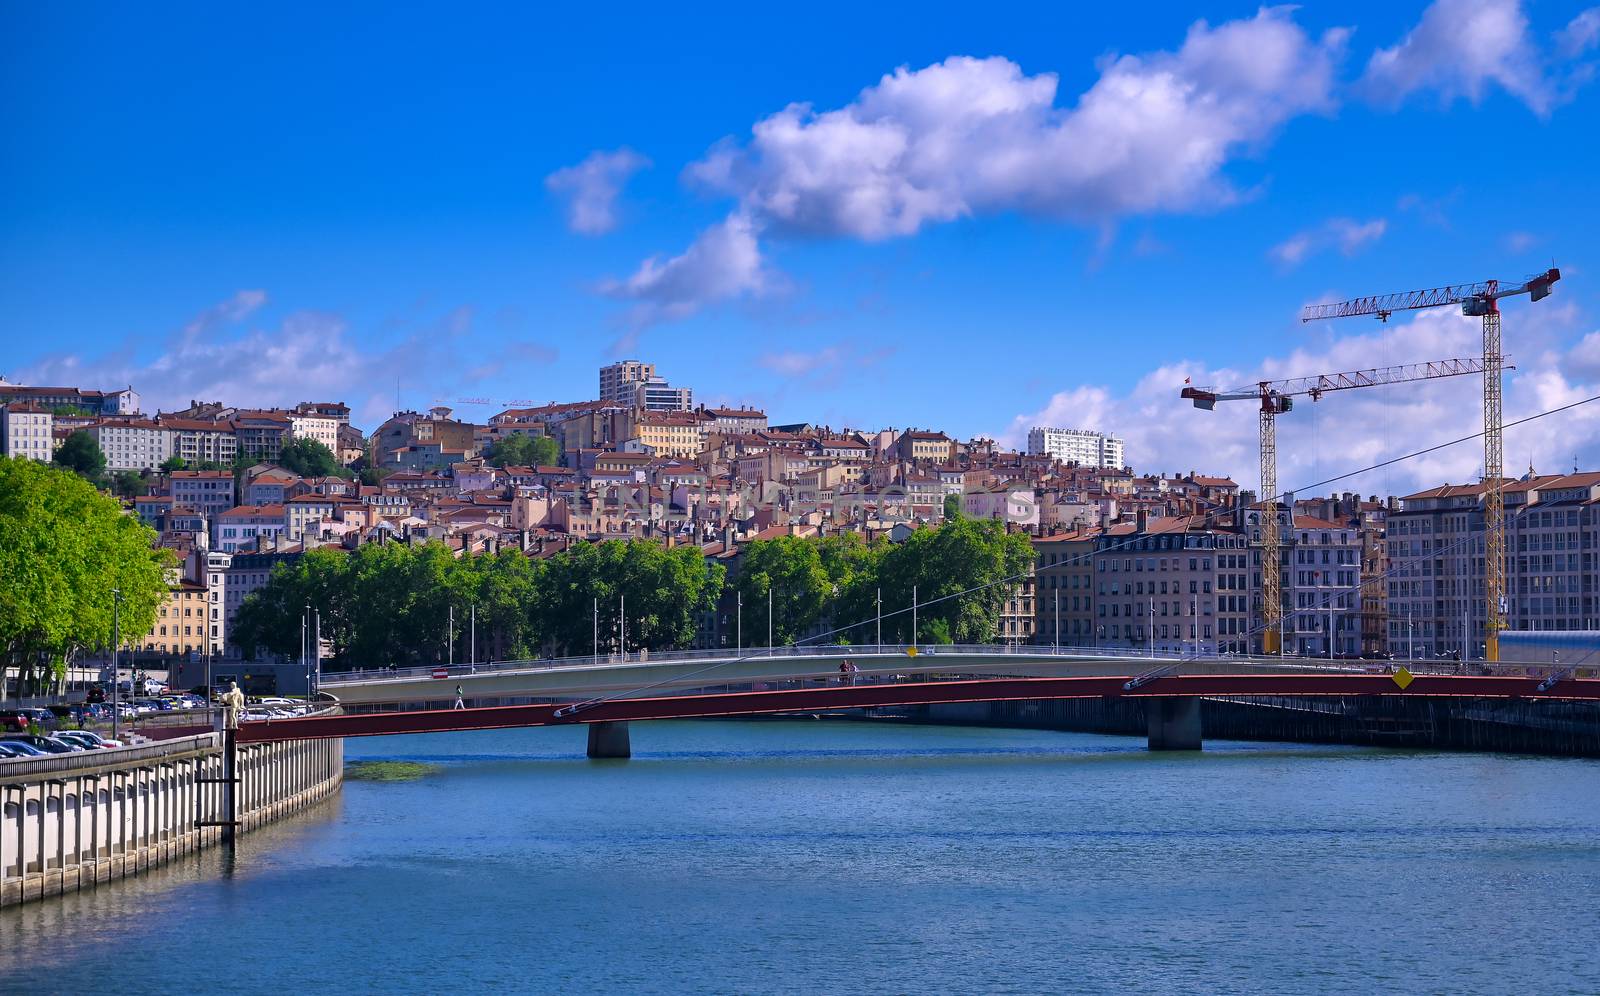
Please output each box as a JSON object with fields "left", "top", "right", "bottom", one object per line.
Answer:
{"left": 319, "top": 643, "right": 1570, "bottom": 687}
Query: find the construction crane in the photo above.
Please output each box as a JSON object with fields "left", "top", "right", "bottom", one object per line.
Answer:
{"left": 1300, "top": 268, "right": 1561, "bottom": 663}
{"left": 1183, "top": 357, "right": 1492, "bottom": 655}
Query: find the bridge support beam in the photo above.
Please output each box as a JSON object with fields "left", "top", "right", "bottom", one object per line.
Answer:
{"left": 1146, "top": 697, "right": 1202, "bottom": 751}
{"left": 586, "top": 721, "right": 631, "bottom": 760}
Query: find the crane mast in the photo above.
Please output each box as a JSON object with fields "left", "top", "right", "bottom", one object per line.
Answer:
{"left": 1183, "top": 357, "right": 1492, "bottom": 657}
{"left": 1301, "top": 268, "right": 1559, "bottom": 662}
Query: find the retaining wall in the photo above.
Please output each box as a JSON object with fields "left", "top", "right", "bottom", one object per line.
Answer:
{"left": 1, "top": 734, "right": 342, "bottom": 907}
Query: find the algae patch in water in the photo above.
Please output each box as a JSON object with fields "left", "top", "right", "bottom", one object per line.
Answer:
{"left": 345, "top": 760, "right": 441, "bottom": 782}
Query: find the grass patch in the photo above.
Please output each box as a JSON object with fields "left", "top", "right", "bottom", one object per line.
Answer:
{"left": 345, "top": 760, "right": 441, "bottom": 782}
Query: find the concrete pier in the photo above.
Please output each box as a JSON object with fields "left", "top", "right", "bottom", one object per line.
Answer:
{"left": 586, "top": 721, "right": 631, "bottom": 759}
{"left": 1146, "top": 697, "right": 1203, "bottom": 751}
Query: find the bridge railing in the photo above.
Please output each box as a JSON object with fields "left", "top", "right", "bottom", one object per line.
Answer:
{"left": 322, "top": 643, "right": 1193, "bottom": 685}
{"left": 320, "top": 642, "right": 1575, "bottom": 688}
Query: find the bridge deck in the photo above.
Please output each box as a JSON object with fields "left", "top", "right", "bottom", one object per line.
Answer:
{"left": 237, "top": 672, "right": 1600, "bottom": 743}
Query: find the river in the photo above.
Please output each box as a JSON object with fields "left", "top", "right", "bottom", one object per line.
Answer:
{"left": 4, "top": 720, "right": 1597, "bottom": 994}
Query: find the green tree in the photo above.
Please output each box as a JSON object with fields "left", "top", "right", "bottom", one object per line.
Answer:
{"left": 277, "top": 437, "right": 347, "bottom": 478}
{"left": 816, "top": 532, "right": 889, "bottom": 645}
{"left": 53, "top": 430, "right": 107, "bottom": 480}
{"left": 943, "top": 493, "right": 963, "bottom": 521}
{"left": 111, "top": 470, "right": 149, "bottom": 498}
{"left": 534, "top": 540, "right": 723, "bottom": 656}
{"left": 484, "top": 433, "right": 559, "bottom": 468}
{"left": 735, "top": 536, "right": 832, "bottom": 647}
{"left": 876, "top": 517, "right": 1034, "bottom": 644}
{"left": 160, "top": 455, "right": 186, "bottom": 473}
{"left": 0, "top": 458, "right": 171, "bottom": 694}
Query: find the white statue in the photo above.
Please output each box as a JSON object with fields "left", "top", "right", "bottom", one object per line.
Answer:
{"left": 219, "top": 681, "right": 246, "bottom": 730}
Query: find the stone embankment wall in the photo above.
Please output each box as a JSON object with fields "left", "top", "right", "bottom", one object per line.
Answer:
{"left": 915, "top": 696, "right": 1600, "bottom": 757}
{"left": 1, "top": 733, "right": 341, "bottom": 907}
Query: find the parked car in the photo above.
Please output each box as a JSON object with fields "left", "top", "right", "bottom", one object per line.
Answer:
{"left": 55, "top": 730, "right": 117, "bottom": 750}
{"left": 1, "top": 734, "right": 82, "bottom": 754}
{"left": 0, "top": 741, "right": 47, "bottom": 758}
{"left": 0, "top": 710, "right": 31, "bottom": 732}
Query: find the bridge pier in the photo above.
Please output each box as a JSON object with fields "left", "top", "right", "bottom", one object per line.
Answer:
{"left": 586, "top": 721, "right": 631, "bottom": 760}
{"left": 1146, "top": 697, "right": 1202, "bottom": 751}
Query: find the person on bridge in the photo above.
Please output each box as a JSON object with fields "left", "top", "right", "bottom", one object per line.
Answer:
{"left": 453, "top": 685, "right": 465, "bottom": 710}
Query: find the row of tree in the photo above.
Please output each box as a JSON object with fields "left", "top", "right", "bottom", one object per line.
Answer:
{"left": 232, "top": 514, "right": 1034, "bottom": 670}
{"left": 730, "top": 516, "right": 1034, "bottom": 647}
{"left": 231, "top": 539, "right": 726, "bottom": 669}
{"left": 0, "top": 457, "right": 173, "bottom": 695}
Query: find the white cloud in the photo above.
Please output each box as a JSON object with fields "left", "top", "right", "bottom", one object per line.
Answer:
{"left": 1361, "top": 0, "right": 1556, "bottom": 114}
{"left": 759, "top": 346, "right": 845, "bottom": 377}
{"left": 1557, "top": 7, "right": 1600, "bottom": 59}
{"left": 1004, "top": 306, "right": 1600, "bottom": 496}
{"left": 603, "top": 9, "right": 1346, "bottom": 331}
{"left": 1503, "top": 230, "right": 1539, "bottom": 253}
{"left": 18, "top": 294, "right": 487, "bottom": 429}
{"left": 545, "top": 148, "right": 651, "bottom": 235}
{"left": 688, "top": 10, "right": 1346, "bottom": 240}
{"left": 1269, "top": 217, "right": 1388, "bottom": 267}
{"left": 598, "top": 212, "right": 770, "bottom": 329}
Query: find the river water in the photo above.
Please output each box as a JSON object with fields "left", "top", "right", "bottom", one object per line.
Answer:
{"left": 4, "top": 720, "right": 1598, "bottom": 994}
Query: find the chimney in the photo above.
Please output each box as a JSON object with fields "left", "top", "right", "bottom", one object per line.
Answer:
{"left": 1136, "top": 508, "right": 1148, "bottom": 532}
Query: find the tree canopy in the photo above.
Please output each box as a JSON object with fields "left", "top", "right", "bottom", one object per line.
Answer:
{"left": 232, "top": 538, "right": 724, "bottom": 668}
{"left": 53, "top": 430, "right": 106, "bottom": 480}
{"left": 277, "top": 437, "right": 349, "bottom": 478}
{"left": 484, "top": 433, "right": 559, "bottom": 468}
{"left": 0, "top": 457, "right": 172, "bottom": 694}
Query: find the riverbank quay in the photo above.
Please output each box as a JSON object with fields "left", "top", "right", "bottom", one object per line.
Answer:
{"left": 1, "top": 731, "right": 341, "bottom": 907}
{"left": 902, "top": 695, "right": 1600, "bottom": 756}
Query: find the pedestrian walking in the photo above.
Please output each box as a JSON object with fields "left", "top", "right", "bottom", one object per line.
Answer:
{"left": 453, "top": 684, "right": 465, "bottom": 710}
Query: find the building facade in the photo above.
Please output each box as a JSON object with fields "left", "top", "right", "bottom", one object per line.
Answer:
{"left": 1027, "top": 426, "right": 1125, "bottom": 469}
{"left": 0, "top": 403, "right": 54, "bottom": 461}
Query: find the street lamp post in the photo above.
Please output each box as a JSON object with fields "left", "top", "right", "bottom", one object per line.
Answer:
{"left": 736, "top": 591, "right": 742, "bottom": 654}
{"left": 912, "top": 584, "right": 918, "bottom": 649}
{"left": 767, "top": 585, "right": 773, "bottom": 655}
{"left": 111, "top": 588, "right": 122, "bottom": 742}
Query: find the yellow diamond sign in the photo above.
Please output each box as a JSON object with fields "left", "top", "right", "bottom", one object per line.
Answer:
{"left": 1391, "top": 666, "right": 1414, "bottom": 690}
{"left": 906, "top": 646, "right": 919, "bottom": 658}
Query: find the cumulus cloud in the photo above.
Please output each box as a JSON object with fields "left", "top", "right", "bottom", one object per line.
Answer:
{"left": 603, "top": 8, "right": 1346, "bottom": 331}
{"left": 545, "top": 148, "right": 651, "bottom": 235}
{"left": 18, "top": 293, "right": 490, "bottom": 428}
{"left": 1269, "top": 217, "right": 1387, "bottom": 267}
{"left": 1360, "top": 0, "right": 1584, "bottom": 115}
{"left": 1003, "top": 307, "right": 1600, "bottom": 496}
{"left": 598, "top": 212, "right": 771, "bottom": 330}
{"left": 689, "top": 10, "right": 1346, "bottom": 240}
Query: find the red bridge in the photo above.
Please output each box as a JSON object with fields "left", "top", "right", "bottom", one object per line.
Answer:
{"left": 226, "top": 662, "right": 1600, "bottom": 755}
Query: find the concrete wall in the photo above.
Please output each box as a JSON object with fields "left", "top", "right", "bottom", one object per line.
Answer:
{"left": 1, "top": 733, "right": 342, "bottom": 907}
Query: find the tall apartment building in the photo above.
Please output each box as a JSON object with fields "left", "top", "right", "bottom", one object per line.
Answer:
{"left": 1027, "top": 427, "right": 1125, "bottom": 469}
{"left": 599, "top": 361, "right": 655, "bottom": 404}
{"left": 1, "top": 403, "right": 54, "bottom": 461}
{"left": 599, "top": 361, "right": 692, "bottom": 412}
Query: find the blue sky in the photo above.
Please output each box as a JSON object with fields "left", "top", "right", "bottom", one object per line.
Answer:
{"left": 4, "top": 1, "right": 1600, "bottom": 493}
